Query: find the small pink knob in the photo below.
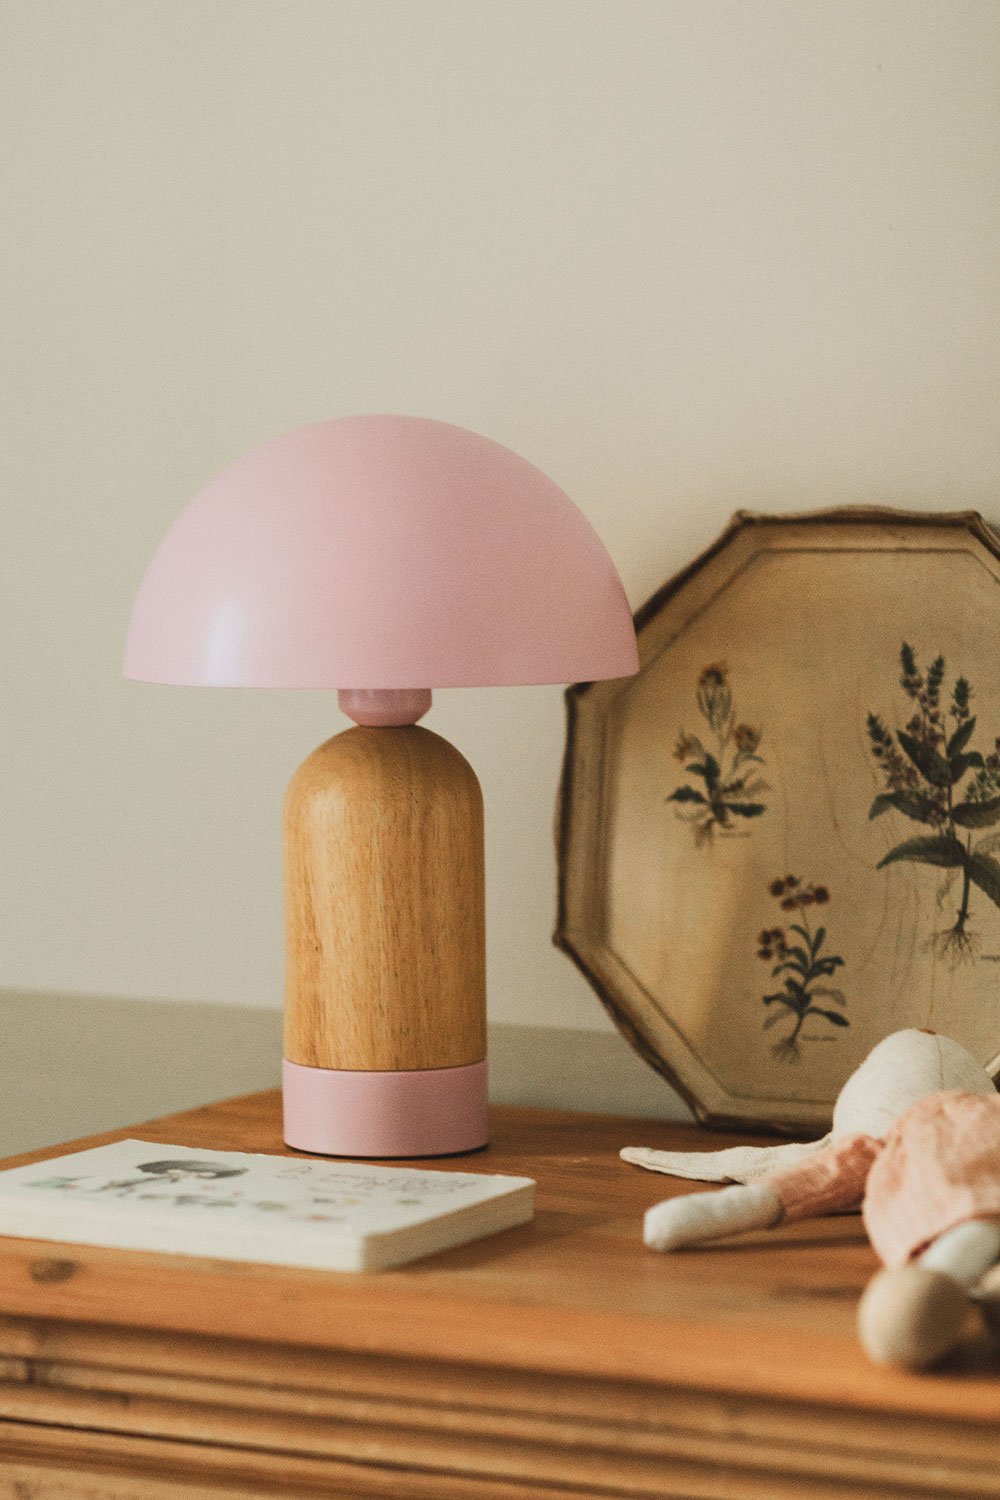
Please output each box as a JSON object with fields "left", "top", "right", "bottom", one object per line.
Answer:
{"left": 338, "top": 688, "right": 432, "bottom": 726}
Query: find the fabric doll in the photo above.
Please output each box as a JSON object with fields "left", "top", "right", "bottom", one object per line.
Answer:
{"left": 623, "top": 1030, "right": 1000, "bottom": 1370}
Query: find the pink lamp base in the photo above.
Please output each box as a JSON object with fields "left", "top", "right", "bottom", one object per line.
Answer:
{"left": 282, "top": 1057, "right": 489, "bottom": 1158}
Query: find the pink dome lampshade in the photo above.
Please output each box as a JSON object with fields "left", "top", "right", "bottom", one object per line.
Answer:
{"left": 125, "top": 414, "right": 638, "bottom": 701}
{"left": 125, "top": 415, "right": 637, "bottom": 1158}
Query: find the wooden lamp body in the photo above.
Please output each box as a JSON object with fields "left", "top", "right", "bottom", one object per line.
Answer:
{"left": 123, "top": 416, "right": 639, "bottom": 1158}
{"left": 282, "top": 725, "right": 488, "bottom": 1158}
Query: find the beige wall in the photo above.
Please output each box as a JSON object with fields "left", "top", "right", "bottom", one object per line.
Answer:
{"left": 3, "top": 5, "right": 1000, "bottom": 1067}
{"left": 0, "top": 994, "right": 685, "bottom": 1158}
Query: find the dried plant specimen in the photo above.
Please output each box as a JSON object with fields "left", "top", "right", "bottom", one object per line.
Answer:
{"left": 667, "top": 664, "right": 768, "bottom": 845}
{"left": 868, "top": 644, "right": 1000, "bottom": 961}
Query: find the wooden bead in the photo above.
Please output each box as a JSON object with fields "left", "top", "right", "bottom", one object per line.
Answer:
{"left": 283, "top": 726, "right": 486, "bottom": 1072}
{"left": 857, "top": 1264, "right": 971, "bottom": 1369}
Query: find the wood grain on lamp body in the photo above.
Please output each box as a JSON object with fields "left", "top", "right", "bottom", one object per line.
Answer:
{"left": 1, "top": 1097, "right": 1000, "bottom": 1496}
{"left": 283, "top": 724, "right": 486, "bottom": 1072}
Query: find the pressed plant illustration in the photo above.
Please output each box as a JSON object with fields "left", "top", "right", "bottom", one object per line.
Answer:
{"left": 867, "top": 643, "right": 1000, "bottom": 960}
{"left": 667, "top": 663, "right": 768, "bottom": 845}
{"left": 758, "top": 877, "right": 849, "bottom": 1062}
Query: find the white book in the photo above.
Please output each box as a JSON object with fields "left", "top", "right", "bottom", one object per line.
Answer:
{"left": 0, "top": 1139, "right": 535, "bottom": 1271}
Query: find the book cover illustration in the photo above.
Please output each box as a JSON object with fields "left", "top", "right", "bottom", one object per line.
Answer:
{"left": 0, "top": 1139, "right": 535, "bottom": 1270}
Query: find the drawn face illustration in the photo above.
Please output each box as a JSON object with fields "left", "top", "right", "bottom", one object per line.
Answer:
{"left": 136, "top": 1160, "right": 248, "bottom": 1182}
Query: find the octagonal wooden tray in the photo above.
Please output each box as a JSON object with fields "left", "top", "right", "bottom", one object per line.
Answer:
{"left": 555, "top": 508, "right": 1000, "bottom": 1131}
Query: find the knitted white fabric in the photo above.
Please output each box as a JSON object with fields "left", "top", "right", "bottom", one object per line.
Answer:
{"left": 644, "top": 1182, "right": 783, "bottom": 1250}
{"left": 921, "top": 1220, "right": 1000, "bottom": 1288}
{"left": 623, "top": 1030, "right": 994, "bottom": 1185}
{"left": 831, "top": 1031, "right": 994, "bottom": 1140}
{"left": 621, "top": 1138, "right": 825, "bottom": 1184}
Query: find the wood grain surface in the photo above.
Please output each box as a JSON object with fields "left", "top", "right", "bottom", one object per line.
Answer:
{"left": 1, "top": 1096, "right": 999, "bottom": 1497}
{"left": 283, "top": 725, "right": 486, "bottom": 1071}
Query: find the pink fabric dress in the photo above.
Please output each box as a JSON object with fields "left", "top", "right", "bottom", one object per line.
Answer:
{"left": 765, "top": 1091, "right": 1000, "bottom": 1267}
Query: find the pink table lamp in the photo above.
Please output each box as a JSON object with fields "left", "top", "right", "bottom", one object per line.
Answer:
{"left": 125, "top": 415, "right": 637, "bottom": 1157}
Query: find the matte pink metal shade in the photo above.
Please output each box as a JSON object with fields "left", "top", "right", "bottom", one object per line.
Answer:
{"left": 124, "top": 415, "right": 638, "bottom": 689}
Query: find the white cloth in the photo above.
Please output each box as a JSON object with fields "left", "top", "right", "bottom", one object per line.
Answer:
{"left": 623, "top": 1030, "right": 995, "bottom": 1186}
{"left": 621, "top": 1138, "right": 827, "bottom": 1184}
{"left": 644, "top": 1181, "right": 783, "bottom": 1250}
{"left": 831, "top": 1031, "right": 995, "bottom": 1139}
{"left": 921, "top": 1219, "right": 1000, "bottom": 1288}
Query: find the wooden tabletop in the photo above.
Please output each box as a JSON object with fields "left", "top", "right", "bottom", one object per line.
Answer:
{"left": 0, "top": 1095, "right": 998, "bottom": 1498}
